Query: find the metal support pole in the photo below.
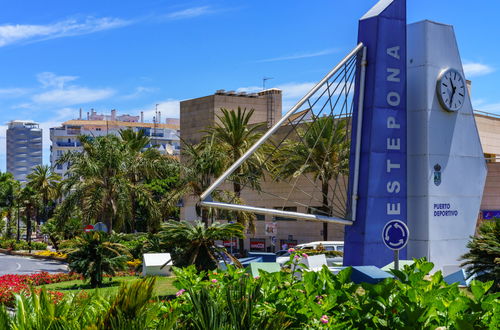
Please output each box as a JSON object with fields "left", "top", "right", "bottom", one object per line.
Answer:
{"left": 351, "top": 46, "right": 367, "bottom": 222}
{"left": 200, "top": 201, "right": 354, "bottom": 225}
{"left": 394, "top": 250, "right": 399, "bottom": 271}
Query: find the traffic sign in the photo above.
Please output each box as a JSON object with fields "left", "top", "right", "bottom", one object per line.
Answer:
{"left": 84, "top": 224, "right": 94, "bottom": 232}
{"left": 382, "top": 220, "right": 409, "bottom": 250}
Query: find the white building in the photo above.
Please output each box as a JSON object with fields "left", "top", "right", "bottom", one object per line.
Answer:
{"left": 50, "top": 109, "right": 180, "bottom": 177}
{"left": 6, "top": 120, "right": 42, "bottom": 182}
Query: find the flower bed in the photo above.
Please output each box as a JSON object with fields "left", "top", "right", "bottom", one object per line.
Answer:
{"left": 35, "top": 250, "right": 68, "bottom": 259}
{"left": 0, "top": 272, "right": 81, "bottom": 306}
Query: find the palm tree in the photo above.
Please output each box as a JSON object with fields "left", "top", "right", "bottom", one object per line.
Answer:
{"left": 159, "top": 220, "right": 244, "bottom": 271}
{"left": 26, "top": 165, "right": 61, "bottom": 226}
{"left": 205, "top": 108, "right": 265, "bottom": 252}
{"left": 119, "top": 128, "right": 173, "bottom": 232}
{"left": 178, "top": 134, "right": 226, "bottom": 225}
{"left": 65, "top": 231, "right": 131, "bottom": 287}
{"left": 0, "top": 172, "right": 20, "bottom": 238}
{"left": 18, "top": 185, "right": 40, "bottom": 251}
{"left": 206, "top": 107, "right": 265, "bottom": 198}
{"left": 273, "top": 116, "right": 350, "bottom": 240}
{"left": 461, "top": 218, "right": 500, "bottom": 292}
{"left": 56, "top": 134, "right": 157, "bottom": 233}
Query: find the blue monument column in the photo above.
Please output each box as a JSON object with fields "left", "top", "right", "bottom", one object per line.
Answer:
{"left": 344, "top": 0, "right": 407, "bottom": 267}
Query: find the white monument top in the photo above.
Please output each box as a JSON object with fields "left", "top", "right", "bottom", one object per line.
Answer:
{"left": 361, "top": 0, "right": 394, "bottom": 20}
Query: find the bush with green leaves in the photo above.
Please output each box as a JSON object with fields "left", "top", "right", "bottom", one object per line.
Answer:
{"left": 65, "top": 231, "right": 131, "bottom": 288}
{"left": 461, "top": 218, "right": 500, "bottom": 292}
{"left": 170, "top": 258, "right": 499, "bottom": 329}
{"left": 0, "top": 277, "right": 177, "bottom": 330}
{"left": 0, "top": 239, "right": 47, "bottom": 251}
{"left": 159, "top": 220, "right": 244, "bottom": 271}
{"left": 0, "top": 257, "right": 498, "bottom": 329}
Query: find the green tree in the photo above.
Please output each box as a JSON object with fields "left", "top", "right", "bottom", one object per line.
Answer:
{"left": 65, "top": 231, "right": 131, "bottom": 287}
{"left": 274, "top": 117, "right": 350, "bottom": 240}
{"left": 56, "top": 134, "right": 157, "bottom": 233}
{"left": 461, "top": 218, "right": 500, "bottom": 292}
{"left": 19, "top": 185, "right": 42, "bottom": 251}
{"left": 26, "top": 165, "right": 61, "bottom": 226}
{"left": 0, "top": 172, "right": 20, "bottom": 239}
{"left": 205, "top": 108, "right": 265, "bottom": 252}
{"left": 206, "top": 107, "right": 265, "bottom": 198}
{"left": 119, "top": 129, "right": 173, "bottom": 232}
{"left": 160, "top": 220, "right": 244, "bottom": 271}
{"left": 178, "top": 134, "right": 225, "bottom": 225}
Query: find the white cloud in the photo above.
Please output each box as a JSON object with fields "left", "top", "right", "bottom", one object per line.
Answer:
{"left": 275, "top": 82, "right": 316, "bottom": 100}
{"left": 257, "top": 49, "right": 338, "bottom": 63}
{"left": 122, "top": 86, "right": 157, "bottom": 99}
{"left": 37, "top": 72, "right": 78, "bottom": 89}
{"left": 0, "top": 88, "right": 29, "bottom": 98}
{"left": 33, "top": 87, "right": 115, "bottom": 106}
{"left": 31, "top": 72, "right": 115, "bottom": 106}
{"left": 463, "top": 62, "right": 494, "bottom": 78}
{"left": 139, "top": 99, "right": 180, "bottom": 121}
{"left": 165, "top": 6, "right": 214, "bottom": 20}
{"left": 0, "top": 16, "right": 131, "bottom": 47}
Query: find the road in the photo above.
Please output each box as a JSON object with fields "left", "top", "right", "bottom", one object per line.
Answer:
{"left": 0, "top": 253, "right": 68, "bottom": 276}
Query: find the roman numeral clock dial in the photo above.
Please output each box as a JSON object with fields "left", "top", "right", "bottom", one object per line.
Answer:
{"left": 436, "top": 68, "right": 466, "bottom": 112}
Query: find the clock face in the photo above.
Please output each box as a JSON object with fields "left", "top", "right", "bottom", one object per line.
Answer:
{"left": 436, "top": 68, "right": 466, "bottom": 112}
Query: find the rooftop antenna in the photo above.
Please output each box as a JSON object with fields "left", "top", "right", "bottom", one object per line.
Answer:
{"left": 263, "top": 77, "right": 273, "bottom": 90}
{"left": 154, "top": 103, "right": 159, "bottom": 147}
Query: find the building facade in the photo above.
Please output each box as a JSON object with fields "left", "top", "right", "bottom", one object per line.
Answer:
{"left": 6, "top": 120, "right": 42, "bottom": 182}
{"left": 50, "top": 109, "right": 180, "bottom": 177}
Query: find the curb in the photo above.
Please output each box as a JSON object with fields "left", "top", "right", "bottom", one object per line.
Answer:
{"left": 0, "top": 248, "right": 67, "bottom": 262}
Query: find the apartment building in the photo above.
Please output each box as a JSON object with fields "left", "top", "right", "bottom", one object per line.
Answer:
{"left": 6, "top": 120, "right": 42, "bottom": 182}
{"left": 50, "top": 109, "right": 180, "bottom": 177}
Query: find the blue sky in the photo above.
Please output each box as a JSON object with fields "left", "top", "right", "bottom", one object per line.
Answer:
{"left": 0, "top": 0, "right": 499, "bottom": 170}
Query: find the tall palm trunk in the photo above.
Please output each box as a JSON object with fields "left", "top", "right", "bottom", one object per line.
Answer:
{"left": 233, "top": 181, "right": 246, "bottom": 256}
{"left": 322, "top": 180, "right": 329, "bottom": 241}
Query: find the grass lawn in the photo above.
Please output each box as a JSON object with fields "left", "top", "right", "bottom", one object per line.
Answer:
{"left": 41, "top": 276, "right": 177, "bottom": 297}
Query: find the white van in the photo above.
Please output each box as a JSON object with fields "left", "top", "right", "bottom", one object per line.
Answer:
{"left": 296, "top": 241, "right": 344, "bottom": 253}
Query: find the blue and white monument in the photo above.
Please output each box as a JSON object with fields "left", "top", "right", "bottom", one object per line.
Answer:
{"left": 199, "top": 0, "right": 486, "bottom": 273}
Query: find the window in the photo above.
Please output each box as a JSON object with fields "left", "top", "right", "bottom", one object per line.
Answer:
{"left": 255, "top": 213, "right": 265, "bottom": 221}
{"left": 96, "top": 128, "right": 102, "bottom": 131}
{"left": 273, "top": 206, "right": 297, "bottom": 221}
{"left": 56, "top": 164, "right": 63, "bottom": 170}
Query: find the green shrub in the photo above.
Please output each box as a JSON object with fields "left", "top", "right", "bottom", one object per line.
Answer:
{"left": 0, "top": 240, "right": 47, "bottom": 251}
{"left": 461, "top": 218, "right": 500, "bottom": 292}
{"left": 171, "top": 258, "right": 500, "bottom": 329}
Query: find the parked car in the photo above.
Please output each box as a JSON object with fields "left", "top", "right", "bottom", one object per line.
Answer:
{"left": 296, "top": 241, "right": 344, "bottom": 253}
{"left": 296, "top": 241, "right": 344, "bottom": 265}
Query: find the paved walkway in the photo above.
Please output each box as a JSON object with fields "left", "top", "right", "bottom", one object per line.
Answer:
{"left": 0, "top": 253, "right": 68, "bottom": 275}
